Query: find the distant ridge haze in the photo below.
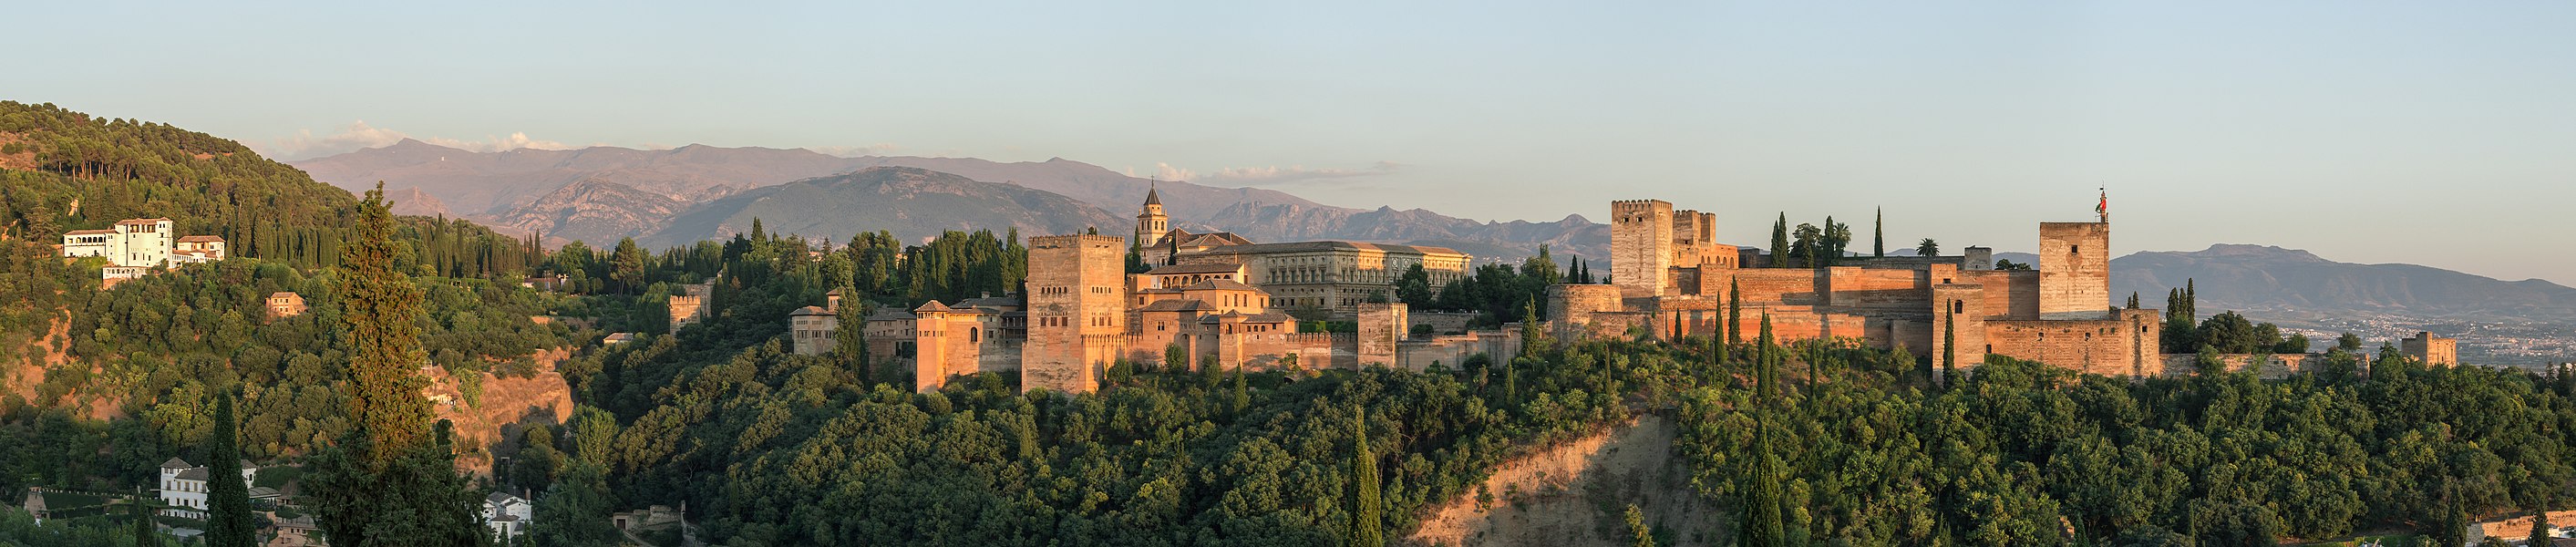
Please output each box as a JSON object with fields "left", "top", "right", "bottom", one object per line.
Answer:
{"left": 291, "top": 140, "right": 1610, "bottom": 260}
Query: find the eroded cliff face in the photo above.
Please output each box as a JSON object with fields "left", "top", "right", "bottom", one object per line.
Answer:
{"left": 420, "top": 347, "right": 575, "bottom": 476}
{"left": 1406, "top": 415, "right": 1717, "bottom": 547}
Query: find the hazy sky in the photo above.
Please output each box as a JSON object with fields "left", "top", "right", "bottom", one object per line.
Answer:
{"left": 6, "top": 2, "right": 2571, "bottom": 284}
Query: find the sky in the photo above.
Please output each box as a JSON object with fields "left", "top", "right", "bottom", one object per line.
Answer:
{"left": 5, "top": 2, "right": 2572, "bottom": 284}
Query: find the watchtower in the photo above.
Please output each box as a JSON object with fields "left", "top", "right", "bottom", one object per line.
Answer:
{"left": 1023, "top": 234, "right": 1128, "bottom": 394}
{"left": 2036, "top": 222, "right": 2110, "bottom": 318}
{"left": 1611, "top": 200, "right": 1674, "bottom": 299}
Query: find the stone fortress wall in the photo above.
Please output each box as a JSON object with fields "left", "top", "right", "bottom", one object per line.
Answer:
{"left": 1561, "top": 198, "right": 2167, "bottom": 378}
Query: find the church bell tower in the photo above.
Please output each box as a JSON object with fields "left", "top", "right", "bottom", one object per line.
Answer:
{"left": 1135, "top": 185, "right": 1169, "bottom": 247}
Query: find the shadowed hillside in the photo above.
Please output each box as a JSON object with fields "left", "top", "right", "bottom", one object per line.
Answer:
{"left": 641, "top": 166, "right": 1128, "bottom": 247}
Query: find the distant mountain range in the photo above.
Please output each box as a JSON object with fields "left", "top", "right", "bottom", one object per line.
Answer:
{"left": 2107, "top": 244, "right": 2576, "bottom": 324}
{"left": 1988, "top": 244, "right": 2576, "bottom": 325}
{"left": 1988, "top": 244, "right": 2576, "bottom": 365}
{"left": 639, "top": 167, "right": 1128, "bottom": 248}
{"left": 290, "top": 140, "right": 1607, "bottom": 260}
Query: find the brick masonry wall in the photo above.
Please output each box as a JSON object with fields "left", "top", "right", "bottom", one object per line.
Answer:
{"left": 1022, "top": 235, "right": 1128, "bottom": 395}
{"left": 1984, "top": 309, "right": 2161, "bottom": 378}
{"left": 2037, "top": 222, "right": 2112, "bottom": 317}
{"left": 2157, "top": 353, "right": 2312, "bottom": 379}
{"left": 1612, "top": 201, "right": 1674, "bottom": 299}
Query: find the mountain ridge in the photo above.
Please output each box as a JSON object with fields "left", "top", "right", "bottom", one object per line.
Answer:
{"left": 639, "top": 166, "right": 1128, "bottom": 248}
{"left": 291, "top": 142, "right": 1608, "bottom": 260}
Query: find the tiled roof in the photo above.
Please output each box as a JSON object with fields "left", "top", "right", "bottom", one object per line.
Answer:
{"left": 1136, "top": 300, "right": 1211, "bottom": 313}
{"left": 64, "top": 229, "right": 114, "bottom": 235}
{"left": 177, "top": 235, "right": 225, "bottom": 243}
{"left": 913, "top": 301, "right": 954, "bottom": 313}
{"left": 1146, "top": 263, "right": 1243, "bottom": 275}
{"left": 116, "top": 218, "right": 172, "bottom": 225}
{"left": 162, "top": 458, "right": 192, "bottom": 469}
{"left": 174, "top": 467, "right": 209, "bottom": 480}
{"left": 957, "top": 296, "right": 1022, "bottom": 309}
{"left": 1184, "top": 241, "right": 1464, "bottom": 256}
{"left": 1178, "top": 279, "right": 1264, "bottom": 294}
{"left": 789, "top": 305, "right": 833, "bottom": 316}
{"left": 865, "top": 310, "right": 918, "bottom": 321}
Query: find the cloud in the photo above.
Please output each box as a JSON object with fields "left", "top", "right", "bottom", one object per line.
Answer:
{"left": 264, "top": 120, "right": 409, "bottom": 160}
{"left": 259, "top": 121, "right": 575, "bottom": 160}
{"left": 809, "top": 143, "right": 902, "bottom": 158}
{"left": 1130, "top": 161, "right": 1403, "bottom": 188}
{"left": 1196, "top": 161, "right": 1403, "bottom": 185}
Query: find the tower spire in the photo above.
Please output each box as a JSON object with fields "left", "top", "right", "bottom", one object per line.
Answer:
{"left": 1145, "top": 182, "right": 1161, "bottom": 206}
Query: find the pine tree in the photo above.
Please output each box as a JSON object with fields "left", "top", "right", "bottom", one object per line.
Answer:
{"left": 1768, "top": 213, "right": 1790, "bottom": 268}
{"left": 1349, "top": 410, "right": 1386, "bottom": 547}
{"left": 1873, "top": 207, "right": 1885, "bottom": 257}
{"left": 1740, "top": 313, "right": 1787, "bottom": 547}
{"left": 205, "top": 396, "right": 257, "bottom": 547}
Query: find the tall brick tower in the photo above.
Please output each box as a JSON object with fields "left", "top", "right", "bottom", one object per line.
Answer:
{"left": 1135, "top": 186, "right": 1169, "bottom": 248}
{"left": 1023, "top": 234, "right": 1129, "bottom": 394}
{"left": 1611, "top": 200, "right": 1675, "bottom": 299}
{"left": 2037, "top": 222, "right": 2111, "bottom": 318}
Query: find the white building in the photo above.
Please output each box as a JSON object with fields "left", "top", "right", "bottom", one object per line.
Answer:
{"left": 171, "top": 235, "right": 226, "bottom": 263}
{"left": 484, "top": 491, "right": 532, "bottom": 539}
{"left": 157, "top": 458, "right": 254, "bottom": 520}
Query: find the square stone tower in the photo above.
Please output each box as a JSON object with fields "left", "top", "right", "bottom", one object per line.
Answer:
{"left": 1611, "top": 200, "right": 1675, "bottom": 299}
{"left": 2036, "top": 222, "right": 2111, "bottom": 319}
{"left": 1023, "top": 234, "right": 1129, "bottom": 394}
{"left": 2402, "top": 332, "right": 2458, "bottom": 366}
{"left": 1930, "top": 283, "right": 1990, "bottom": 379}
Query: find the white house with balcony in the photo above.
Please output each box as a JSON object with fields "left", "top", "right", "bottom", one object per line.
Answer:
{"left": 484, "top": 491, "right": 532, "bottom": 539}
{"left": 157, "top": 458, "right": 254, "bottom": 520}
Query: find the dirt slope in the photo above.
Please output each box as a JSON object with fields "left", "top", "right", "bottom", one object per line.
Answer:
{"left": 421, "top": 348, "right": 575, "bottom": 475}
{"left": 1406, "top": 415, "right": 1718, "bottom": 547}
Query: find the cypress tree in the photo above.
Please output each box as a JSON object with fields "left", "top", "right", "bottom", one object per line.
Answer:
{"left": 1626, "top": 503, "right": 1657, "bottom": 547}
{"left": 1713, "top": 317, "right": 1730, "bottom": 366}
{"left": 2444, "top": 480, "right": 2467, "bottom": 547}
{"left": 2530, "top": 508, "right": 2551, "bottom": 547}
{"left": 835, "top": 299, "right": 871, "bottom": 386}
{"left": 1873, "top": 207, "right": 1884, "bottom": 257}
{"left": 308, "top": 184, "right": 489, "bottom": 547}
{"left": 205, "top": 396, "right": 257, "bottom": 547}
{"left": 1350, "top": 410, "right": 1386, "bottom": 547}
{"left": 1942, "top": 315, "right": 1958, "bottom": 388}
{"left": 340, "top": 182, "right": 435, "bottom": 465}
{"left": 131, "top": 489, "right": 158, "bottom": 547}
{"left": 1231, "top": 365, "right": 1251, "bottom": 415}
{"left": 1740, "top": 314, "right": 1786, "bottom": 547}
{"left": 1727, "top": 278, "right": 1744, "bottom": 347}
{"left": 1768, "top": 213, "right": 1790, "bottom": 269}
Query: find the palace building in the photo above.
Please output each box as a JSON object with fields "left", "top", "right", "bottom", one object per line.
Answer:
{"left": 1554, "top": 198, "right": 2165, "bottom": 379}
{"left": 795, "top": 191, "right": 1519, "bottom": 394}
